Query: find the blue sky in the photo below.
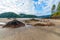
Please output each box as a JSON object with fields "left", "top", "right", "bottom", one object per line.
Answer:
{"left": 33, "top": 0, "right": 60, "bottom": 16}
{"left": 0, "top": 0, "right": 60, "bottom": 16}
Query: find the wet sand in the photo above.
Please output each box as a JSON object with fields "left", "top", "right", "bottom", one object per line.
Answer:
{"left": 0, "top": 27, "right": 60, "bottom": 40}
{"left": 0, "top": 18, "right": 60, "bottom": 40}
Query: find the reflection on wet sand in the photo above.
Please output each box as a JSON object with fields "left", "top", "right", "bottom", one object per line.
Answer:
{"left": 0, "top": 18, "right": 60, "bottom": 40}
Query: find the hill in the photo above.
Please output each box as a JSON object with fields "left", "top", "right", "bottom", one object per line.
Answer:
{"left": 38, "top": 15, "right": 50, "bottom": 18}
{"left": 51, "top": 12, "right": 60, "bottom": 19}
{"left": 0, "top": 12, "right": 51, "bottom": 18}
{"left": 51, "top": 2, "right": 60, "bottom": 19}
{"left": 0, "top": 12, "right": 20, "bottom": 18}
{"left": 19, "top": 14, "right": 38, "bottom": 18}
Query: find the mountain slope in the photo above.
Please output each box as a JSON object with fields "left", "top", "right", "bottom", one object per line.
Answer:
{"left": 19, "top": 14, "right": 38, "bottom": 18}
{"left": 0, "top": 12, "right": 20, "bottom": 18}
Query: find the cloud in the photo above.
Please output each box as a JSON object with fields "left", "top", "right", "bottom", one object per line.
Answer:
{"left": 0, "top": 0, "right": 36, "bottom": 15}
{"left": 0, "top": 0, "right": 60, "bottom": 16}
{"left": 33, "top": 0, "right": 60, "bottom": 16}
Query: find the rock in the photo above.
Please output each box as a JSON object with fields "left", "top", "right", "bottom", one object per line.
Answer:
{"left": 30, "top": 19, "right": 39, "bottom": 21}
{"left": 3, "top": 20, "right": 25, "bottom": 28}
{"left": 33, "top": 22, "right": 55, "bottom": 26}
{"left": 33, "top": 23, "right": 46, "bottom": 26}
{"left": 24, "top": 19, "right": 40, "bottom": 25}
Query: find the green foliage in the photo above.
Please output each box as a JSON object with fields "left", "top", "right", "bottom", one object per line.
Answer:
{"left": 51, "top": 5, "right": 56, "bottom": 11}
{"left": 57, "top": 2, "right": 60, "bottom": 11}
{"left": 19, "top": 14, "right": 38, "bottom": 18}
{"left": 51, "top": 2, "right": 60, "bottom": 18}
{"left": 51, "top": 4, "right": 56, "bottom": 13}
{"left": 0, "top": 12, "right": 38, "bottom": 18}
{"left": 0, "top": 12, "right": 20, "bottom": 18}
{"left": 51, "top": 12, "right": 60, "bottom": 18}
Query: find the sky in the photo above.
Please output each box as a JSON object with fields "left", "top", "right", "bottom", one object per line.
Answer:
{"left": 0, "top": 0, "right": 60, "bottom": 16}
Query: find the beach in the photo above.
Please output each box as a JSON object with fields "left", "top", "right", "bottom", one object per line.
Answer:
{"left": 0, "top": 18, "right": 60, "bottom": 40}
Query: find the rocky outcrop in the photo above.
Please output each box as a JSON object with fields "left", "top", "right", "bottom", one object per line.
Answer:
{"left": 33, "top": 22, "right": 55, "bottom": 26}
{"left": 3, "top": 20, "right": 25, "bottom": 28}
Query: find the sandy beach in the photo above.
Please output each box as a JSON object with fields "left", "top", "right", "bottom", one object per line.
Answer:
{"left": 0, "top": 18, "right": 60, "bottom": 40}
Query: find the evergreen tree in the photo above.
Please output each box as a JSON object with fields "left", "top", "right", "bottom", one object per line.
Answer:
{"left": 57, "top": 2, "right": 60, "bottom": 12}
{"left": 51, "top": 4, "right": 56, "bottom": 13}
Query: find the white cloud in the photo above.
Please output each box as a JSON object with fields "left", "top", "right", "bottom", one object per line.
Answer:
{"left": 33, "top": 0, "right": 60, "bottom": 16}
{"left": 0, "top": 0, "right": 60, "bottom": 16}
{"left": 0, "top": 0, "right": 35, "bottom": 15}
